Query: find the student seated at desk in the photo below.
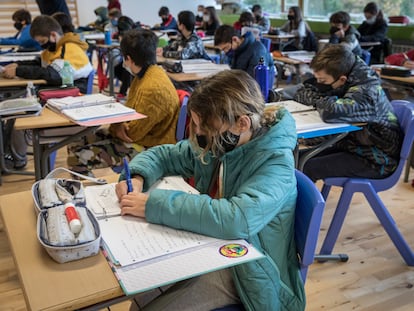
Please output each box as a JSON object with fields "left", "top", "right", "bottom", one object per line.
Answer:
{"left": 115, "top": 69, "right": 305, "bottom": 311}
{"left": 357, "top": 2, "right": 388, "bottom": 64}
{"left": 233, "top": 11, "right": 255, "bottom": 35}
{"left": 278, "top": 6, "right": 307, "bottom": 51}
{"left": 214, "top": 25, "right": 275, "bottom": 79}
{"left": 293, "top": 45, "right": 402, "bottom": 181}
{"left": 199, "top": 6, "right": 221, "bottom": 36}
{"left": 329, "top": 11, "right": 362, "bottom": 57}
{"left": 68, "top": 29, "right": 179, "bottom": 175}
{"left": 252, "top": 4, "right": 270, "bottom": 33}
{"left": 158, "top": 11, "right": 210, "bottom": 60}
{"left": 152, "top": 6, "right": 178, "bottom": 31}
{"left": 2, "top": 15, "right": 93, "bottom": 94}
{"left": 0, "top": 9, "right": 41, "bottom": 52}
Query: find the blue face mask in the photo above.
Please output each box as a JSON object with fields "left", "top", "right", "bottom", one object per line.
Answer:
{"left": 111, "top": 19, "right": 118, "bottom": 26}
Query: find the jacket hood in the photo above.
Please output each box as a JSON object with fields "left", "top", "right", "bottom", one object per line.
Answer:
{"left": 57, "top": 32, "right": 89, "bottom": 51}
{"left": 94, "top": 6, "right": 108, "bottom": 19}
{"left": 236, "top": 31, "right": 255, "bottom": 55}
{"left": 223, "top": 107, "right": 297, "bottom": 159}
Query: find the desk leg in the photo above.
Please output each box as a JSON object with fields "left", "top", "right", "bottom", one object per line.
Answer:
{"left": 297, "top": 132, "right": 349, "bottom": 171}
{"left": 38, "top": 126, "right": 98, "bottom": 180}
{"left": 32, "top": 129, "right": 43, "bottom": 180}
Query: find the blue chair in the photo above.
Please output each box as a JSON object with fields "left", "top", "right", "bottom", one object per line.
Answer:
{"left": 295, "top": 169, "right": 325, "bottom": 282}
{"left": 86, "top": 70, "right": 96, "bottom": 94}
{"left": 260, "top": 37, "right": 272, "bottom": 52}
{"left": 212, "top": 170, "right": 326, "bottom": 311}
{"left": 361, "top": 49, "right": 371, "bottom": 65}
{"left": 318, "top": 100, "right": 414, "bottom": 266}
{"left": 176, "top": 91, "right": 189, "bottom": 142}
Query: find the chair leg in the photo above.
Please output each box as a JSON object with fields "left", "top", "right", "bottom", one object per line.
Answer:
{"left": 321, "top": 184, "right": 331, "bottom": 200}
{"left": 364, "top": 186, "right": 414, "bottom": 266}
{"left": 403, "top": 145, "right": 413, "bottom": 183}
{"left": 319, "top": 184, "right": 355, "bottom": 256}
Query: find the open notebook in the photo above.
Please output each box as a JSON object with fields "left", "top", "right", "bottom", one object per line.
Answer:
{"left": 46, "top": 93, "right": 146, "bottom": 126}
{"left": 84, "top": 176, "right": 264, "bottom": 295}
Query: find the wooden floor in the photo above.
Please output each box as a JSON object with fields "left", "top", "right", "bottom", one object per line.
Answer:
{"left": 0, "top": 148, "right": 413, "bottom": 310}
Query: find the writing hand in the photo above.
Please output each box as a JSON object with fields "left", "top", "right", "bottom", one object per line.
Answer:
{"left": 115, "top": 176, "right": 143, "bottom": 199}
{"left": 119, "top": 192, "right": 148, "bottom": 218}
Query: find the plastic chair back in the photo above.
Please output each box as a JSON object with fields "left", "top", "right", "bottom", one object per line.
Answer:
{"left": 260, "top": 37, "right": 271, "bottom": 52}
{"left": 176, "top": 91, "right": 189, "bottom": 141}
{"left": 361, "top": 49, "right": 371, "bottom": 65}
{"left": 86, "top": 70, "right": 95, "bottom": 94}
{"left": 295, "top": 170, "right": 325, "bottom": 282}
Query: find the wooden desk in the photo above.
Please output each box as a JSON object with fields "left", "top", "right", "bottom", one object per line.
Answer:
{"left": 15, "top": 108, "right": 95, "bottom": 180}
{"left": 166, "top": 61, "right": 230, "bottom": 82}
{"left": 380, "top": 74, "right": 414, "bottom": 85}
{"left": 0, "top": 184, "right": 124, "bottom": 311}
{"left": 0, "top": 77, "right": 46, "bottom": 87}
{"left": 262, "top": 33, "right": 296, "bottom": 51}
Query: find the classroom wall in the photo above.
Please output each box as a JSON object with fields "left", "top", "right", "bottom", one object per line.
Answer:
{"left": 76, "top": 0, "right": 217, "bottom": 28}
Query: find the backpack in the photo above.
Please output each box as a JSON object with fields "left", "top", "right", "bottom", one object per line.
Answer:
{"left": 302, "top": 28, "right": 318, "bottom": 52}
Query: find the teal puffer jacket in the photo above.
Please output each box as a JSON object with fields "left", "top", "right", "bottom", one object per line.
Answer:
{"left": 122, "top": 109, "right": 305, "bottom": 311}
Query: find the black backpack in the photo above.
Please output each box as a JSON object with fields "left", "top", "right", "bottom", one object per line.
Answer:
{"left": 302, "top": 25, "right": 318, "bottom": 52}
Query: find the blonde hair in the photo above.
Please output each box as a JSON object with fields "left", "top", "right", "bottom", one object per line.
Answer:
{"left": 188, "top": 70, "right": 267, "bottom": 159}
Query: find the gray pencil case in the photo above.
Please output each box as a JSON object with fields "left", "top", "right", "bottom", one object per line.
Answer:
{"left": 32, "top": 168, "right": 107, "bottom": 263}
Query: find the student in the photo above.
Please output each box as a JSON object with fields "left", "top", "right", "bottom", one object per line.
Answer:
{"left": 214, "top": 25, "right": 275, "bottom": 79}
{"left": 90, "top": 6, "right": 110, "bottom": 32}
{"left": 114, "top": 15, "right": 140, "bottom": 97}
{"left": 107, "top": 0, "right": 121, "bottom": 12}
{"left": 385, "top": 49, "right": 414, "bottom": 69}
{"left": 2, "top": 15, "right": 93, "bottom": 170}
{"left": 329, "top": 11, "right": 362, "bottom": 57}
{"left": 3, "top": 15, "right": 93, "bottom": 94}
{"left": 357, "top": 2, "right": 388, "bottom": 63}
{"left": 67, "top": 29, "right": 179, "bottom": 175}
{"left": 158, "top": 11, "right": 210, "bottom": 60}
{"left": 201, "top": 6, "right": 221, "bottom": 36}
{"left": 51, "top": 12, "right": 75, "bottom": 33}
{"left": 108, "top": 8, "right": 122, "bottom": 30}
{"left": 0, "top": 9, "right": 41, "bottom": 51}
{"left": 195, "top": 4, "right": 205, "bottom": 26}
{"left": 252, "top": 4, "right": 270, "bottom": 32}
{"left": 36, "top": 0, "right": 70, "bottom": 17}
{"left": 279, "top": 6, "right": 307, "bottom": 51}
{"left": 152, "top": 6, "right": 178, "bottom": 31}
{"left": 115, "top": 69, "right": 305, "bottom": 311}
{"left": 233, "top": 11, "right": 255, "bottom": 35}
{"left": 293, "top": 44, "right": 402, "bottom": 182}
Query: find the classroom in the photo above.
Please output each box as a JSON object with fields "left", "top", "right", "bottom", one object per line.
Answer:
{"left": 0, "top": 1, "right": 413, "bottom": 310}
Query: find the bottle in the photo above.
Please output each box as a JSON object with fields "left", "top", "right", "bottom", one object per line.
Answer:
{"left": 26, "top": 81, "right": 36, "bottom": 102}
{"left": 254, "top": 57, "right": 270, "bottom": 102}
{"left": 61, "top": 61, "right": 74, "bottom": 87}
{"left": 104, "top": 22, "right": 113, "bottom": 45}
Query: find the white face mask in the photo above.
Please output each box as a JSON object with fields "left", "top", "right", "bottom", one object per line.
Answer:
{"left": 197, "top": 11, "right": 203, "bottom": 17}
{"left": 366, "top": 16, "right": 376, "bottom": 25}
{"left": 203, "top": 15, "right": 210, "bottom": 22}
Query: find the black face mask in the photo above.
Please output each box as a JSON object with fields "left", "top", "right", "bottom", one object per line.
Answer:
{"left": 330, "top": 26, "right": 340, "bottom": 35}
{"left": 217, "top": 131, "right": 240, "bottom": 153}
{"left": 162, "top": 17, "right": 169, "bottom": 23}
{"left": 287, "top": 15, "right": 295, "bottom": 21}
{"left": 196, "top": 135, "right": 208, "bottom": 149}
{"left": 14, "top": 22, "right": 23, "bottom": 31}
{"left": 41, "top": 41, "right": 57, "bottom": 52}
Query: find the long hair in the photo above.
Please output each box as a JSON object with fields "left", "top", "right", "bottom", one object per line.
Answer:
{"left": 289, "top": 6, "right": 303, "bottom": 30}
{"left": 188, "top": 70, "right": 265, "bottom": 159}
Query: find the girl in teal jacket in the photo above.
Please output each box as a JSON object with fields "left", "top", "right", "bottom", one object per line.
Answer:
{"left": 116, "top": 70, "right": 305, "bottom": 311}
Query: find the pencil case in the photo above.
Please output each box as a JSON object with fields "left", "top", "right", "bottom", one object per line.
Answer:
{"left": 32, "top": 167, "right": 106, "bottom": 263}
{"left": 38, "top": 86, "right": 80, "bottom": 106}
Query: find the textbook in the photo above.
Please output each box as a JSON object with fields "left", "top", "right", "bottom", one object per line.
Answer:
{"left": 266, "top": 100, "right": 314, "bottom": 113}
{"left": 45, "top": 93, "right": 145, "bottom": 125}
{"left": 84, "top": 176, "right": 265, "bottom": 295}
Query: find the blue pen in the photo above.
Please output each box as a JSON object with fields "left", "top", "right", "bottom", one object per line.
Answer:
{"left": 123, "top": 157, "right": 133, "bottom": 193}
